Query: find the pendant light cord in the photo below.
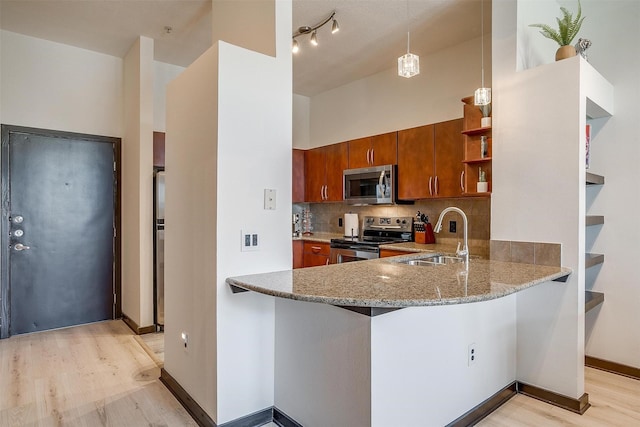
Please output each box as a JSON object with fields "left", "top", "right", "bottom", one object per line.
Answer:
{"left": 406, "top": 0, "right": 410, "bottom": 54}
{"left": 480, "top": 0, "right": 485, "bottom": 87}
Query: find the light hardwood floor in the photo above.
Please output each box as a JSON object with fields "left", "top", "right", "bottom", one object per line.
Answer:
{"left": 479, "top": 367, "right": 640, "bottom": 426}
{"left": 0, "top": 320, "right": 197, "bottom": 426}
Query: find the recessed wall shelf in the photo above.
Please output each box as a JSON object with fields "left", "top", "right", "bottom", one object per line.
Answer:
{"left": 585, "top": 253, "right": 604, "bottom": 268}
{"left": 585, "top": 216, "right": 604, "bottom": 226}
{"left": 585, "top": 290, "right": 605, "bottom": 313}
{"left": 586, "top": 172, "right": 605, "bottom": 185}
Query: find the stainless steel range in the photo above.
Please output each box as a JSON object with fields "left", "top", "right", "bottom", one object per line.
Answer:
{"left": 330, "top": 216, "right": 413, "bottom": 264}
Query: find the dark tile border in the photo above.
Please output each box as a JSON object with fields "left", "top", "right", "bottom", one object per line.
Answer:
{"left": 517, "top": 382, "right": 590, "bottom": 414}
{"left": 586, "top": 355, "right": 640, "bottom": 380}
{"left": 446, "top": 382, "right": 517, "bottom": 426}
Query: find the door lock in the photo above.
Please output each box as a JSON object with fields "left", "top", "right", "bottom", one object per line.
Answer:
{"left": 13, "top": 229, "right": 24, "bottom": 237}
{"left": 14, "top": 243, "right": 30, "bottom": 251}
{"left": 12, "top": 215, "right": 24, "bottom": 224}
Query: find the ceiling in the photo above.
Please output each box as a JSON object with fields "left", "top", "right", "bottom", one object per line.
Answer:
{"left": 0, "top": 0, "right": 489, "bottom": 97}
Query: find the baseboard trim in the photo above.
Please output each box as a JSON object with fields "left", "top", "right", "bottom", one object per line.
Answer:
{"left": 160, "top": 368, "right": 216, "bottom": 427}
{"left": 273, "top": 407, "right": 303, "bottom": 427}
{"left": 445, "top": 382, "right": 517, "bottom": 427}
{"left": 122, "top": 314, "right": 155, "bottom": 335}
{"left": 586, "top": 355, "right": 640, "bottom": 380}
{"left": 517, "top": 382, "right": 590, "bottom": 414}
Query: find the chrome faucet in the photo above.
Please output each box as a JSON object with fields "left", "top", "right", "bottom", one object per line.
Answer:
{"left": 434, "top": 207, "right": 469, "bottom": 267}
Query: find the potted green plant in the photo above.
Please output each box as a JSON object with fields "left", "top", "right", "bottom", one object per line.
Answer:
{"left": 529, "top": 0, "right": 585, "bottom": 61}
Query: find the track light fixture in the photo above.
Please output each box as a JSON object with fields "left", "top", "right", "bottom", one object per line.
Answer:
{"left": 292, "top": 10, "right": 339, "bottom": 53}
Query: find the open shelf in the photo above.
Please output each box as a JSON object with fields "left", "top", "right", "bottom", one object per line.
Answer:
{"left": 586, "top": 215, "right": 604, "bottom": 226}
{"left": 586, "top": 172, "right": 605, "bottom": 185}
{"left": 585, "top": 253, "right": 604, "bottom": 268}
{"left": 461, "top": 126, "right": 492, "bottom": 136}
{"left": 585, "top": 291, "right": 605, "bottom": 313}
{"left": 462, "top": 157, "right": 492, "bottom": 164}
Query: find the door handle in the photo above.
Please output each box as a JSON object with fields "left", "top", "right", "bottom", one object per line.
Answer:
{"left": 14, "top": 243, "right": 30, "bottom": 251}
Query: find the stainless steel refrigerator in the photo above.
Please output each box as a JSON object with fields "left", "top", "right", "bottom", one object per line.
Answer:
{"left": 153, "top": 170, "right": 165, "bottom": 329}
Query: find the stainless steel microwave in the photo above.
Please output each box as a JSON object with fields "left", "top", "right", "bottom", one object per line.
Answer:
{"left": 343, "top": 164, "right": 395, "bottom": 205}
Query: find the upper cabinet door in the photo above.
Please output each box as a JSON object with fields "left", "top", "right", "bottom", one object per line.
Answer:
{"left": 304, "top": 147, "right": 326, "bottom": 203}
{"left": 434, "top": 119, "right": 464, "bottom": 198}
{"left": 348, "top": 137, "right": 372, "bottom": 169}
{"left": 397, "top": 124, "right": 435, "bottom": 200}
{"left": 324, "top": 142, "right": 348, "bottom": 202}
{"left": 371, "top": 132, "right": 397, "bottom": 166}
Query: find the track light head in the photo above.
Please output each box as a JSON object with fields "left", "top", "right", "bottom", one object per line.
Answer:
{"left": 292, "top": 39, "right": 299, "bottom": 54}
{"left": 332, "top": 19, "right": 339, "bottom": 34}
{"left": 310, "top": 31, "right": 318, "bottom": 46}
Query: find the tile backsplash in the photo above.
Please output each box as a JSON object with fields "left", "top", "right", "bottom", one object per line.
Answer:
{"left": 294, "top": 198, "right": 490, "bottom": 246}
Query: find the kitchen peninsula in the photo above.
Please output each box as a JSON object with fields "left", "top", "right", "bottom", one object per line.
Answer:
{"left": 227, "top": 255, "right": 571, "bottom": 426}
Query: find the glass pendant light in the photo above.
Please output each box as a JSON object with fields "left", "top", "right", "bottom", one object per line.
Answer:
{"left": 474, "top": 0, "right": 491, "bottom": 105}
{"left": 398, "top": 1, "right": 419, "bottom": 78}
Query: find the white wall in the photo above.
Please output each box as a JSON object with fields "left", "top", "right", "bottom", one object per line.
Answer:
{"left": 0, "top": 30, "right": 122, "bottom": 136}
{"left": 165, "top": 44, "right": 220, "bottom": 418}
{"left": 292, "top": 93, "right": 310, "bottom": 149}
{"left": 153, "top": 61, "right": 184, "bottom": 132}
{"left": 121, "top": 36, "right": 155, "bottom": 329}
{"left": 164, "top": 0, "right": 292, "bottom": 423}
{"left": 305, "top": 35, "right": 491, "bottom": 148}
{"left": 577, "top": 0, "right": 640, "bottom": 369}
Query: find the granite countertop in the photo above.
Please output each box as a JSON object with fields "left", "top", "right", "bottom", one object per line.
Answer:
{"left": 226, "top": 253, "right": 571, "bottom": 308}
{"left": 292, "top": 232, "right": 342, "bottom": 243}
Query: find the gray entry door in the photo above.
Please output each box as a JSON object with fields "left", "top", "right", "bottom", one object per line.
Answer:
{"left": 1, "top": 125, "right": 118, "bottom": 337}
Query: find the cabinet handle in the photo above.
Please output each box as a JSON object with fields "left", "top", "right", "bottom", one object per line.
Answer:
{"left": 460, "top": 171, "right": 465, "bottom": 192}
{"left": 435, "top": 176, "right": 439, "bottom": 195}
{"left": 371, "top": 148, "right": 374, "bottom": 165}
{"left": 366, "top": 149, "right": 371, "bottom": 165}
{"left": 428, "top": 176, "right": 433, "bottom": 196}
{"left": 311, "top": 246, "right": 322, "bottom": 253}
{"left": 326, "top": 258, "right": 330, "bottom": 265}
{"left": 320, "top": 186, "right": 324, "bottom": 200}
{"left": 324, "top": 185, "right": 328, "bottom": 200}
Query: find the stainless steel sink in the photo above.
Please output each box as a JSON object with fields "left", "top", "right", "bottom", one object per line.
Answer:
{"left": 400, "top": 255, "right": 464, "bottom": 266}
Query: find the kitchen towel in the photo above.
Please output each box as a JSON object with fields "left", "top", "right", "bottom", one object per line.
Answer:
{"left": 344, "top": 213, "right": 359, "bottom": 237}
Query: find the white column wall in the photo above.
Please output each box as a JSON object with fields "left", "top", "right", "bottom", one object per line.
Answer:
{"left": 122, "top": 36, "right": 155, "bottom": 329}
{"left": 164, "top": 1, "right": 291, "bottom": 423}
{"left": 292, "top": 93, "right": 310, "bottom": 149}
{"left": 165, "top": 45, "right": 220, "bottom": 418}
{"left": 307, "top": 35, "right": 491, "bottom": 148}
{"left": 492, "top": 1, "right": 584, "bottom": 398}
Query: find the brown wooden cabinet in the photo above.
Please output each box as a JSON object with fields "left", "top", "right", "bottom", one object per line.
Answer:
{"left": 305, "top": 143, "right": 348, "bottom": 202}
{"left": 293, "top": 240, "right": 304, "bottom": 269}
{"left": 292, "top": 149, "right": 305, "bottom": 203}
{"left": 302, "top": 241, "right": 330, "bottom": 267}
{"left": 397, "top": 120, "right": 463, "bottom": 200}
{"left": 348, "top": 132, "right": 397, "bottom": 169}
{"left": 461, "top": 97, "right": 492, "bottom": 196}
{"left": 379, "top": 249, "right": 414, "bottom": 258}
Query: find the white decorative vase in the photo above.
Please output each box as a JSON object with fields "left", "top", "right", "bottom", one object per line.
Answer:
{"left": 477, "top": 182, "right": 488, "bottom": 193}
{"left": 481, "top": 117, "right": 491, "bottom": 128}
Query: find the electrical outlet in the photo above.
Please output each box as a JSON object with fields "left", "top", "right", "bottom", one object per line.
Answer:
{"left": 240, "top": 230, "right": 259, "bottom": 251}
{"left": 338, "top": 217, "right": 343, "bottom": 227}
{"left": 181, "top": 332, "right": 189, "bottom": 350}
{"left": 449, "top": 221, "right": 457, "bottom": 233}
{"left": 468, "top": 343, "right": 477, "bottom": 366}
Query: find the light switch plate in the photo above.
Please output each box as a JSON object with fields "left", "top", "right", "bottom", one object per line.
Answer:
{"left": 264, "top": 189, "right": 276, "bottom": 210}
